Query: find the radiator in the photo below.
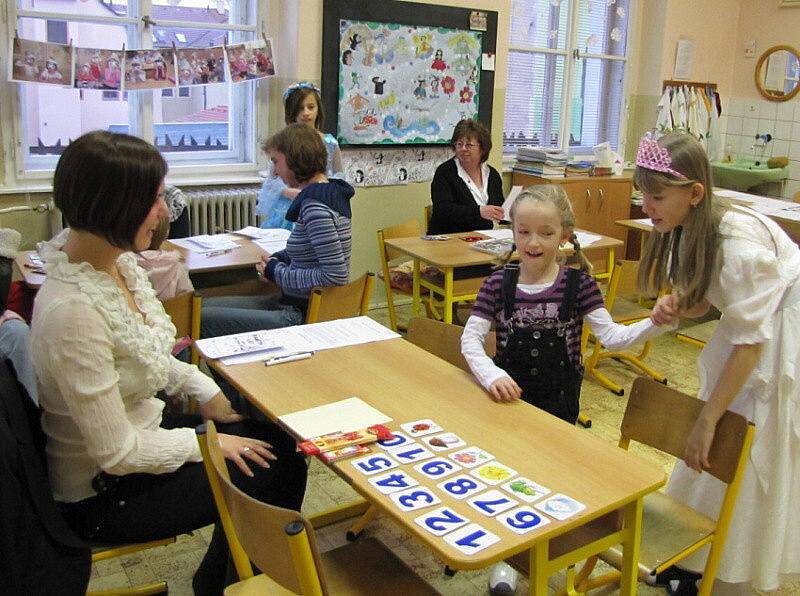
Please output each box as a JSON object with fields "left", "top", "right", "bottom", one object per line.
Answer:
{"left": 184, "top": 187, "right": 260, "bottom": 235}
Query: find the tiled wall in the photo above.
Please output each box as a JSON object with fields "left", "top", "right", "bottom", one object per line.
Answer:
{"left": 721, "top": 97, "right": 800, "bottom": 199}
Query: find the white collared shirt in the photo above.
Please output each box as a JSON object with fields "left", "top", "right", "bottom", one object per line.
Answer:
{"left": 455, "top": 158, "right": 490, "bottom": 206}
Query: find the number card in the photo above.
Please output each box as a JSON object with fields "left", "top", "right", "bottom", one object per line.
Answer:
{"left": 423, "top": 432, "right": 466, "bottom": 452}
{"left": 414, "top": 506, "right": 470, "bottom": 536}
{"left": 390, "top": 487, "right": 441, "bottom": 512}
{"left": 400, "top": 419, "right": 443, "bottom": 437}
{"left": 467, "top": 489, "right": 519, "bottom": 517}
{"left": 350, "top": 453, "right": 399, "bottom": 476}
{"left": 469, "top": 461, "right": 518, "bottom": 486}
{"left": 376, "top": 431, "right": 413, "bottom": 452}
{"left": 391, "top": 444, "right": 435, "bottom": 464}
{"left": 443, "top": 523, "right": 500, "bottom": 555}
{"left": 437, "top": 475, "right": 487, "bottom": 500}
{"left": 368, "top": 470, "right": 419, "bottom": 495}
{"left": 496, "top": 506, "right": 551, "bottom": 535}
{"left": 414, "top": 458, "right": 462, "bottom": 480}
{"left": 534, "top": 494, "right": 586, "bottom": 521}
{"left": 448, "top": 446, "right": 494, "bottom": 468}
{"left": 501, "top": 477, "right": 551, "bottom": 503}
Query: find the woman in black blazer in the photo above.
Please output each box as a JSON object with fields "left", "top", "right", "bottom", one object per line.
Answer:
{"left": 428, "top": 119, "right": 505, "bottom": 234}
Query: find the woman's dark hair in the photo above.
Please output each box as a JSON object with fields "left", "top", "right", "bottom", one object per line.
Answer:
{"left": 451, "top": 119, "right": 492, "bottom": 162}
{"left": 53, "top": 131, "right": 167, "bottom": 250}
{"left": 262, "top": 123, "right": 326, "bottom": 184}
{"left": 284, "top": 86, "right": 324, "bottom": 129}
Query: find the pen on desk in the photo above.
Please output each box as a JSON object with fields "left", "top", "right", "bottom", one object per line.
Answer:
{"left": 204, "top": 248, "right": 235, "bottom": 257}
{"left": 264, "top": 351, "right": 314, "bottom": 366}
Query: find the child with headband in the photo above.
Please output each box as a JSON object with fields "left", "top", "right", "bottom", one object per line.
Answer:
{"left": 257, "top": 82, "right": 343, "bottom": 230}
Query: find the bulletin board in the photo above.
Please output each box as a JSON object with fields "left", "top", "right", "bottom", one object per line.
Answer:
{"left": 322, "top": 0, "right": 497, "bottom": 147}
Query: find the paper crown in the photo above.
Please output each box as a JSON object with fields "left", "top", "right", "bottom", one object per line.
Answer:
{"left": 282, "top": 81, "right": 319, "bottom": 101}
{"left": 635, "top": 132, "right": 687, "bottom": 180}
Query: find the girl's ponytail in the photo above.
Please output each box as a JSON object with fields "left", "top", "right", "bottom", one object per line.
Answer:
{"left": 569, "top": 232, "right": 593, "bottom": 273}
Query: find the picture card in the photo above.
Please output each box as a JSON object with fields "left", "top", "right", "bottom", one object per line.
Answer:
{"left": 175, "top": 46, "right": 226, "bottom": 87}
{"left": 390, "top": 487, "right": 441, "bottom": 513}
{"left": 226, "top": 38, "right": 275, "bottom": 83}
{"left": 496, "top": 506, "right": 551, "bottom": 535}
{"left": 437, "top": 475, "right": 487, "bottom": 500}
{"left": 534, "top": 494, "right": 586, "bottom": 521}
{"left": 74, "top": 48, "right": 123, "bottom": 90}
{"left": 350, "top": 453, "right": 399, "bottom": 476}
{"left": 444, "top": 523, "right": 500, "bottom": 556}
{"left": 391, "top": 444, "right": 435, "bottom": 464}
{"left": 448, "top": 446, "right": 494, "bottom": 468}
{"left": 467, "top": 489, "right": 519, "bottom": 517}
{"left": 124, "top": 48, "right": 176, "bottom": 90}
{"left": 368, "top": 470, "right": 419, "bottom": 495}
{"left": 11, "top": 37, "right": 72, "bottom": 87}
{"left": 469, "top": 461, "right": 518, "bottom": 486}
{"left": 376, "top": 430, "right": 414, "bottom": 452}
{"left": 414, "top": 458, "right": 462, "bottom": 480}
{"left": 423, "top": 432, "right": 466, "bottom": 452}
{"left": 414, "top": 506, "right": 470, "bottom": 537}
{"left": 501, "top": 477, "right": 551, "bottom": 503}
{"left": 400, "top": 419, "right": 443, "bottom": 437}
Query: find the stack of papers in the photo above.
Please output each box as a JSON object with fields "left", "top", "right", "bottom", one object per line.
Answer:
{"left": 232, "top": 226, "right": 291, "bottom": 241}
{"left": 278, "top": 397, "right": 392, "bottom": 439}
{"left": 170, "top": 234, "right": 240, "bottom": 253}
{"left": 195, "top": 330, "right": 282, "bottom": 360}
{"left": 471, "top": 238, "right": 514, "bottom": 256}
{"left": 251, "top": 228, "right": 291, "bottom": 253}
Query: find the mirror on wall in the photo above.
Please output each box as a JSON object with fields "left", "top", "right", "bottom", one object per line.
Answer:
{"left": 755, "top": 45, "right": 800, "bottom": 102}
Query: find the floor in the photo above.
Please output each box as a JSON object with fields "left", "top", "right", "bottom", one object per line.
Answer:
{"left": 87, "top": 301, "right": 799, "bottom": 595}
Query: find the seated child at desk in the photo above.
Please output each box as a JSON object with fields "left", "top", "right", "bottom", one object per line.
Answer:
{"left": 461, "top": 185, "right": 671, "bottom": 424}
{"left": 135, "top": 216, "right": 194, "bottom": 300}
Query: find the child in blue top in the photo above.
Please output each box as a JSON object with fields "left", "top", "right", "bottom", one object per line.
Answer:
{"left": 257, "top": 82, "right": 343, "bottom": 230}
{"left": 462, "top": 185, "right": 670, "bottom": 423}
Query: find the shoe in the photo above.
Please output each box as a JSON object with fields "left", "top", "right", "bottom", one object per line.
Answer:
{"left": 654, "top": 566, "right": 701, "bottom": 596}
{"left": 488, "top": 561, "right": 518, "bottom": 595}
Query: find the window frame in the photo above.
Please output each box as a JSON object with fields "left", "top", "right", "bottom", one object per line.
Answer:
{"left": 503, "top": 0, "right": 635, "bottom": 163}
{"left": 1, "top": 1, "right": 269, "bottom": 190}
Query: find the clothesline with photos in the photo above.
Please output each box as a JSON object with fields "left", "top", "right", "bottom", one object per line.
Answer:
{"left": 655, "top": 79, "right": 723, "bottom": 160}
{"left": 9, "top": 33, "right": 276, "bottom": 93}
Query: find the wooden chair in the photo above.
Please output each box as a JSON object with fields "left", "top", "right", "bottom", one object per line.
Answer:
{"left": 406, "top": 316, "right": 495, "bottom": 371}
{"left": 423, "top": 204, "right": 432, "bottom": 232}
{"left": 196, "top": 421, "right": 437, "bottom": 595}
{"left": 793, "top": 190, "right": 800, "bottom": 203}
{"left": 377, "top": 219, "right": 423, "bottom": 331}
{"left": 161, "top": 291, "right": 202, "bottom": 365}
{"left": 582, "top": 260, "right": 667, "bottom": 396}
{"left": 567, "top": 377, "right": 755, "bottom": 596}
{"left": 305, "top": 272, "right": 375, "bottom": 324}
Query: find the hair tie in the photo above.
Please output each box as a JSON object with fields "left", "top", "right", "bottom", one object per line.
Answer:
{"left": 282, "top": 81, "right": 320, "bottom": 101}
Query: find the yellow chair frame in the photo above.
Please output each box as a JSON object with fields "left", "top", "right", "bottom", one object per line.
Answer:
{"left": 566, "top": 377, "right": 755, "bottom": 596}
{"left": 305, "top": 272, "right": 375, "bottom": 324}
{"left": 88, "top": 538, "right": 176, "bottom": 596}
{"left": 582, "top": 260, "right": 667, "bottom": 396}
{"left": 377, "top": 220, "right": 423, "bottom": 331}
{"left": 161, "top": 291, "right": 202, "bottom": 365}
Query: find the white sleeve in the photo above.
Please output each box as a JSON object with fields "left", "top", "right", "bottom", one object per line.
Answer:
{"left": 586, "top": 307, "right": 673, "bottom": 350}
{"left": 461, "top": 315, "right": 513, "bottom": 391}
{"left": 163, "top": 357, "right": 220, "bottom": 405}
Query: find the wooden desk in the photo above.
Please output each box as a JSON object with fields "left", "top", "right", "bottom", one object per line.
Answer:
{"left": 385, "top": 231, "right": 623, "bottom": 324}
{"left": 164, "top": 235, "right": 266, "bottom": 274}
{"left": 211, "top": 338, "right": 664, "bottom": 593}
{"left": 14, "top": 251, "right": 46, "bottom": 289}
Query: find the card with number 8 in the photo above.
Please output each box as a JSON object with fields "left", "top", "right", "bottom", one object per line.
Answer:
{"left": 437, "top": 474, "right": 486, "bottom": 500}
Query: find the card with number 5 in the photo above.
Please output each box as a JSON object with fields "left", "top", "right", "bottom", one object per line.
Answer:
{"left": 390, "top": 486, "right": 441, "bottom": 512}
{"left": 350, "top": 453, "right": 398, "bottom": 476}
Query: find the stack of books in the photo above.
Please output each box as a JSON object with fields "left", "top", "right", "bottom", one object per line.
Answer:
{"left": 565, "top": 160, "right": 593, "bottom": 177}
{"left": 513, "top": 147, "right": 567, "bottom": 178}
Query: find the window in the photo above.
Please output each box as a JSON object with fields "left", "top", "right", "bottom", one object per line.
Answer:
{"left": 8, "top": 0, "right": 260, "bottom": 179}
{"left": 504, "top": 0, "right": 631, "bottom": 155}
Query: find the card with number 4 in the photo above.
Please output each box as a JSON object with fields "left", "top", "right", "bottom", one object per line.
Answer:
{"left": 414, "top": 506, "right": 470, "bottom": 536}
{"left": 375, "top": 431, "right": 414, "bottom": 452}
{"left": 444, "top": 523, "right": 500, "bottom": 555}
{"left": 390, "top": 486, "right": 441, "bottom": 512}
{"left": 496, "top": 506, "right": 551, "bottom": 534}
{"left": 400, "top": 419, "right": 443, "bottom": 437}
{"left": 414, "top": 458, "right": 462, "bottom": 480}
{"left": 448, "top": 446, "right": 494, "bottom": 468}
{"left": 467, "top": 489, "right": 519, "bottom": 517}
{"left": 350, "top": 453, "right": 398, "bottom": 476}
{"left": 368, "top": 470, "right": 419, "bottom": 495}
{"left": 534, "top": 494, "right": 586, "bottom": 520}
{"left": 437, "top": 474, "right": 487, "bottom": 500}
{"left": 500, "top": 476, "right": 550, "bottom": 503}
{"left": 423, "top": 432, "right": 466, "bottom": 452}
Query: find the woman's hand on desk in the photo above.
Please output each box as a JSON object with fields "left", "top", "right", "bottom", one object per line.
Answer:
{"left": 255, "top": 254, "right": 271, "bottom": 280}
{"left": 199, "top": 392, "right": 244, "bottom": 424}
{"left": 480, "top": 204, "right": 505, "bottom": 222}
{"left": 489, "top": 376, "right": 522, "bottom": 403}
{"left": 217, "top": 433, "right": 276, "bottom": 477}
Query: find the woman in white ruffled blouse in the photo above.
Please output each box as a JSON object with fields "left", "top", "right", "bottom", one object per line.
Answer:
{"left": 30, "top": 131, "right": 306, "bottom": 595}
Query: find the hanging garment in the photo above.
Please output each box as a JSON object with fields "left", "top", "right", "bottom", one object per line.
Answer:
{"left": 655, "top": 88, "right": 673, "bottom": 137}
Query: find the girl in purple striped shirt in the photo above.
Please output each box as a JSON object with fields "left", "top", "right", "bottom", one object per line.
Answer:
{"left": 461, "top": 185, "right": 670, "bottom": 424}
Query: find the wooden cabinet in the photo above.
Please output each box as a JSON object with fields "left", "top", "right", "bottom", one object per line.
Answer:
{"left": 512, "top": 173, "right": 633, "bottom": 273}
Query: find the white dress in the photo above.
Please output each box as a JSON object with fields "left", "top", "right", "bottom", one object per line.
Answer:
{"left": 666, "top": 207, "right": 800, "bottom": 591}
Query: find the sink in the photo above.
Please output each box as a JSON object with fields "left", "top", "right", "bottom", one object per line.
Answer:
{"left": 711, "top": 160, "right": 789, "bottom": 192}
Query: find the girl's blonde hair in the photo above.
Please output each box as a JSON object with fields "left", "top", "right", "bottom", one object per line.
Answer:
{"left": 507, "top": 185, "right": 593, "bottom": 273}
{"left": 635, "top": 133, "right": 728, "bottom": 309}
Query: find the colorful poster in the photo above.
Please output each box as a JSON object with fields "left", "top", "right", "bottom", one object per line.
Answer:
{"left": 124, "top": 48, "right": 176, "bottom": 90}
{"left": 337, "top": 19, "right": 482, "bottom": 145}
{"left": 225, "top": 39, "right": 275, "bottom": 84}
{"left": 74, "top": 48, "right": 123, "bottom": 90}
{"left": 11, "top": 37, "right": 72, "bottom": 87}
{"left": 175, "top": 47, "right": 227, "bottom": 86}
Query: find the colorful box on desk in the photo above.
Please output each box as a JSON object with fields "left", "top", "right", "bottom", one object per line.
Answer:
{"left": 299, "top": 424, "right": 394, "bottom": 462}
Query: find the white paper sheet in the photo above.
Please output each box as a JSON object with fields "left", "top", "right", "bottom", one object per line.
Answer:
{"left": 233, "top": 226, "right": 291, "bottom": 241}
{"left": 169, "top": 235, "right": 240, "bottom": 252}
{"left": 278, "top": 397, "right": 392, "bottom": 439}
{"left": 501, "top": 185, "right": 523, "bottom": 220}
{"left": 253, "top": 237, "right": 289, "bottom": 253}
{"left": 480, "top": 228, "right": 514, "bottom": 240}
{"left": 195, "top": 330, "right": 282, "bottom": 360}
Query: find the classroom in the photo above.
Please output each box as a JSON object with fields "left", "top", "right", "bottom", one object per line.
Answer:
{"left": 1, "top": 0, "right": 799, "bottom": 595}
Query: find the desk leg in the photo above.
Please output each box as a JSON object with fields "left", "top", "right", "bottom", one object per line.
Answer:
{"left": 443, "top": 268, "right": 454, "bottom": 324}
{"left": 619, "top": 497, "right": 644, "bottom": 596}
{"left": 606, "top": 247, "right": 616, "bottom": 280}
{"left": 412, "top": 259, "right": 422, "bottom": 317}
{"left": 528, "top": 541, "right": 549, "bottom": 595}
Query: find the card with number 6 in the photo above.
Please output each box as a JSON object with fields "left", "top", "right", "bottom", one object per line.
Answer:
{"left": 414, "top": 458, "right": 462, "bottom": 480}
{"left": 496, "top": 506, "right": 551, "bottom": 534}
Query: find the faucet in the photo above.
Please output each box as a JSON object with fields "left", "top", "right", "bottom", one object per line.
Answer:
{"left": 750, "top": 133, "right": 772, "bottom": 165}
